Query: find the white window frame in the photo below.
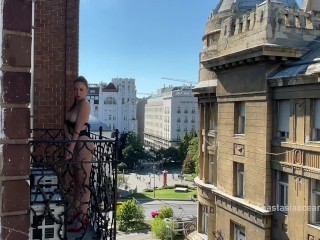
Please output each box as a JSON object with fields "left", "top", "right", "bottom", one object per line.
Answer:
{"left": 237, "top": 163, "right": 244, "bottom": 198}
{"left": 276, "top": 171, "right": 288, "bottom": 213}
{"left": 311, "top": 179, "right": 320, "bottom": 225}
{"left": 234, "top": 224, "right": 246, "bottom": 240}
{"left": 313, "top": 99, "right": 320, "bottom": 141}
{"left": 277, "top": 100, "right": 290, "bottom": 139}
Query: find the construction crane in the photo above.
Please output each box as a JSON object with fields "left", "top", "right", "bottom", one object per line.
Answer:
{"left": 161, "top": 77, "right": 197, "bottom": 85}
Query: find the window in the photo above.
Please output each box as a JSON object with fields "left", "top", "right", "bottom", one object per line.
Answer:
{"left": 236, "top": 163, "right": 244, "bottom": 198}
{"left": 209, "top": 103, "right": 218, "bottom": 131}
{"left": 311, "top": 179, "right": 320, "bottom": 225}
{"left": 209, "top": 154, "right": 214, "bottom": 184}
{"left": 277, "top": 100, "right": 290, "bottom": 138}
{"left": 177, "top": 107, "right": 181, "bottom": 114}
{"left": 235, "top": 102, "right": 245, "bottom": 134}
{"left": 201, "top": 206, "right": 208, "bottom": 235}
{"left": 233, "top": 223, "right": 246, "bottom": 240}
{"left": 277, "top": 171, "right": 288, "bottom": 213}
{"left": 246, "top": 19, "right": 250, "bottom": 30}
{"left": 313, "top": 99, "right": 320, "bottom": 141}
{"left": 191, "top": 116, "right": 195, "bottom": 123}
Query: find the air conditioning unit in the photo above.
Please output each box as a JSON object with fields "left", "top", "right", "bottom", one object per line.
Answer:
{"left": 30, "top": 203, "right": 64, "bottom": 240}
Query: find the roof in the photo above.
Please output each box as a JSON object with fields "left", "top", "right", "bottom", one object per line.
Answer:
{"left": 102, "top": 83, "right": 118, "bottom": 92}
{"left": 213, "top": 0, "right": 298, "bottom": 13}
{"left": 269, "top": 39, "right": 320, "bottom": 79}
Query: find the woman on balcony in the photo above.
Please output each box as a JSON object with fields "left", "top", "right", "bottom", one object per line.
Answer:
{"left": 64, "top": 76, "right": 94, "bottom": 232}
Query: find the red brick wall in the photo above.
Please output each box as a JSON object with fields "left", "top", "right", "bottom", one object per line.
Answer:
{"left": 34, "top": 0, "right": 79, "bottom": 128}
{"left": 0, "top": 0, "right": 79, "bottom": 238}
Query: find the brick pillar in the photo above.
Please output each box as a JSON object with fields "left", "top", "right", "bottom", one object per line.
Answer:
{"left": 0, "top": 0, "right": 80, "bottom": 239}
{"left": 34, "top": 0, "right": 79, "bottom": 129}
{"left": 0, "top": 0, "right": 32, "bottom": 239}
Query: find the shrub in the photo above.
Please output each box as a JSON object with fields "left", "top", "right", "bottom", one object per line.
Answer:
{"left": 174, "top": 184, "right": 189, "bottom": 188}
{"left": 158, "top": 206, "right": 173, "bottom": 219}
{"left": 117, "top": 198, "right": 145, "bottom": 231}
{"left": 161, "top": 185, "right": 175, "bottom": 189}
{"left": 143, "top": 188, "right": 153, "bottom": 192}
{"left": 151, "top": 217, "right": 169, "bottom": 240}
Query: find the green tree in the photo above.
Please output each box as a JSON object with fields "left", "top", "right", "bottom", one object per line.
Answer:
{"left": 118, "top": 162, "right": 127, "bottom": 171}
{"left": 158, "top": 205, "right": 173, "bottom": 219}
{"left": 117, "top": 198, "right": 145, "bottom": 231}
{"left": 182, "top": 155, "right": 196, "bottom": 174}
{"left": 122, "top": 132, "right": 146, "bottom": 168}
{"left": 151, "top": 217, "right": 169, "bottom": 240}
{"left": 163, "top": 147, "right": 179, "bottom": 162}
{"left": 177, "top": 131, "right": 197, "bottom": 164}
{"left": 182, "top": 135, "right": 199, "bottom": 174}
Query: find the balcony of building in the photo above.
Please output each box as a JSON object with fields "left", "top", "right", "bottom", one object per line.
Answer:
{"left": 29, "top": 128, "right": 118, "bottom": 240}
{"left": 271, "top": 145, "right": 320, "bottom": 174}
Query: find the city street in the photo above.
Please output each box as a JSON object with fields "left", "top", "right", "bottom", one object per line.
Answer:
{"left": 141, "top": 200, "right": 197, "bottom": 220}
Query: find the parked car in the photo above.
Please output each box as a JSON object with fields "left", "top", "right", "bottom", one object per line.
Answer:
{"left": 151, "top": 210, "right": 160, "bottom": 218}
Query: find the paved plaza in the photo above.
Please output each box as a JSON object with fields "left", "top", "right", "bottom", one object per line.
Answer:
{"left": 120, "top": 164, "right": 195, "bottom": 195}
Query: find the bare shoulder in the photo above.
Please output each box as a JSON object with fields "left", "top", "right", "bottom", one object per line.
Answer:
{"left": 79, "top": 100, "right": 91, "bottom": 109}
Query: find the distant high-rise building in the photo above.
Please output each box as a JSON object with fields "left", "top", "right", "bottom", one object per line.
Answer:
{"left": 136, "top": 97, "right": 148, "bottom": 142}
{"left": 144, "top": 86, "right": 199, "bottom": 150}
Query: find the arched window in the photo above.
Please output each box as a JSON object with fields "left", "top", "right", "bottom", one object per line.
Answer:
{"left": 104, "top": 97, "right": 117, "bottom": 104}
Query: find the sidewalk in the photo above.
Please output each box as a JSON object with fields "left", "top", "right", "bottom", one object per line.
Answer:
{"left": 117, "top": 229, "right": 154, "bottom": 240}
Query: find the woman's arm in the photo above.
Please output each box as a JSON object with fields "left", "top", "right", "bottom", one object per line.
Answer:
{"left": 64, "top": 122, "right": 72, "bottom": 140}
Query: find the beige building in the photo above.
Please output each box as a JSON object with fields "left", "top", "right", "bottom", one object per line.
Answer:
{"left": 191, "top": 0, "right": 320, "bottom": 239}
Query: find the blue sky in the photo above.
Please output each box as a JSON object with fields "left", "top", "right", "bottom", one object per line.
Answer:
{"left": 79, "top": 0, "right": 303, "bottom": 97}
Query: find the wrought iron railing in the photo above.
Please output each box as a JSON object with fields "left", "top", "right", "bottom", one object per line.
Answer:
{"left": 29, "top": 128, "right": 119, "bottom": 240}
{"left": 184, "top": 219, "right": 197, "bottom": 239}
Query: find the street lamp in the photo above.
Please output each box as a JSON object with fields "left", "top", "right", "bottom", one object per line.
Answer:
{"left": 153, "top": 164, "right": 156, "bottom": 198}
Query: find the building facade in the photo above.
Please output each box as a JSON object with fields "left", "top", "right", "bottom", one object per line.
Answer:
{"left": 144, "top": 86, "right": 199, "bottom": 150}
{"left": 192, "top": 0, "right": 320, "bottom": 240}
{"left": 92, "top": 78, "right": 137, "bottom": 133}
{"left": 87, "top": 83, "right": 100, "bottom": 117}
{"left": 137, "top": 97, "right": 148, "bottom": 142}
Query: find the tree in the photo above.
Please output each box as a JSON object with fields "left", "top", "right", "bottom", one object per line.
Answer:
{"left": 122, "top": 132, "right": 146, "bottom": 168}
{"left": 177, "top": 131, "right": 197, "bottom": 164}
{"left": 118, "top": 162, "right": 127, "bottom": 171}
{"left": 163, "top": 147, "right": 179, "bottom": 162}
{"left": 181, "top": 135, "right": 199, "bottom": 174}
{"left": 117, "top": 198, "right": 145, "bottom": 231}
{"left": 182, "top": 154, "right": 196, "bottom": 174}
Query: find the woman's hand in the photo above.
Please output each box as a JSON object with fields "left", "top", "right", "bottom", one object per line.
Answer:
{"left": 65, "top": 145, "right": 74, "bottom": 161}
